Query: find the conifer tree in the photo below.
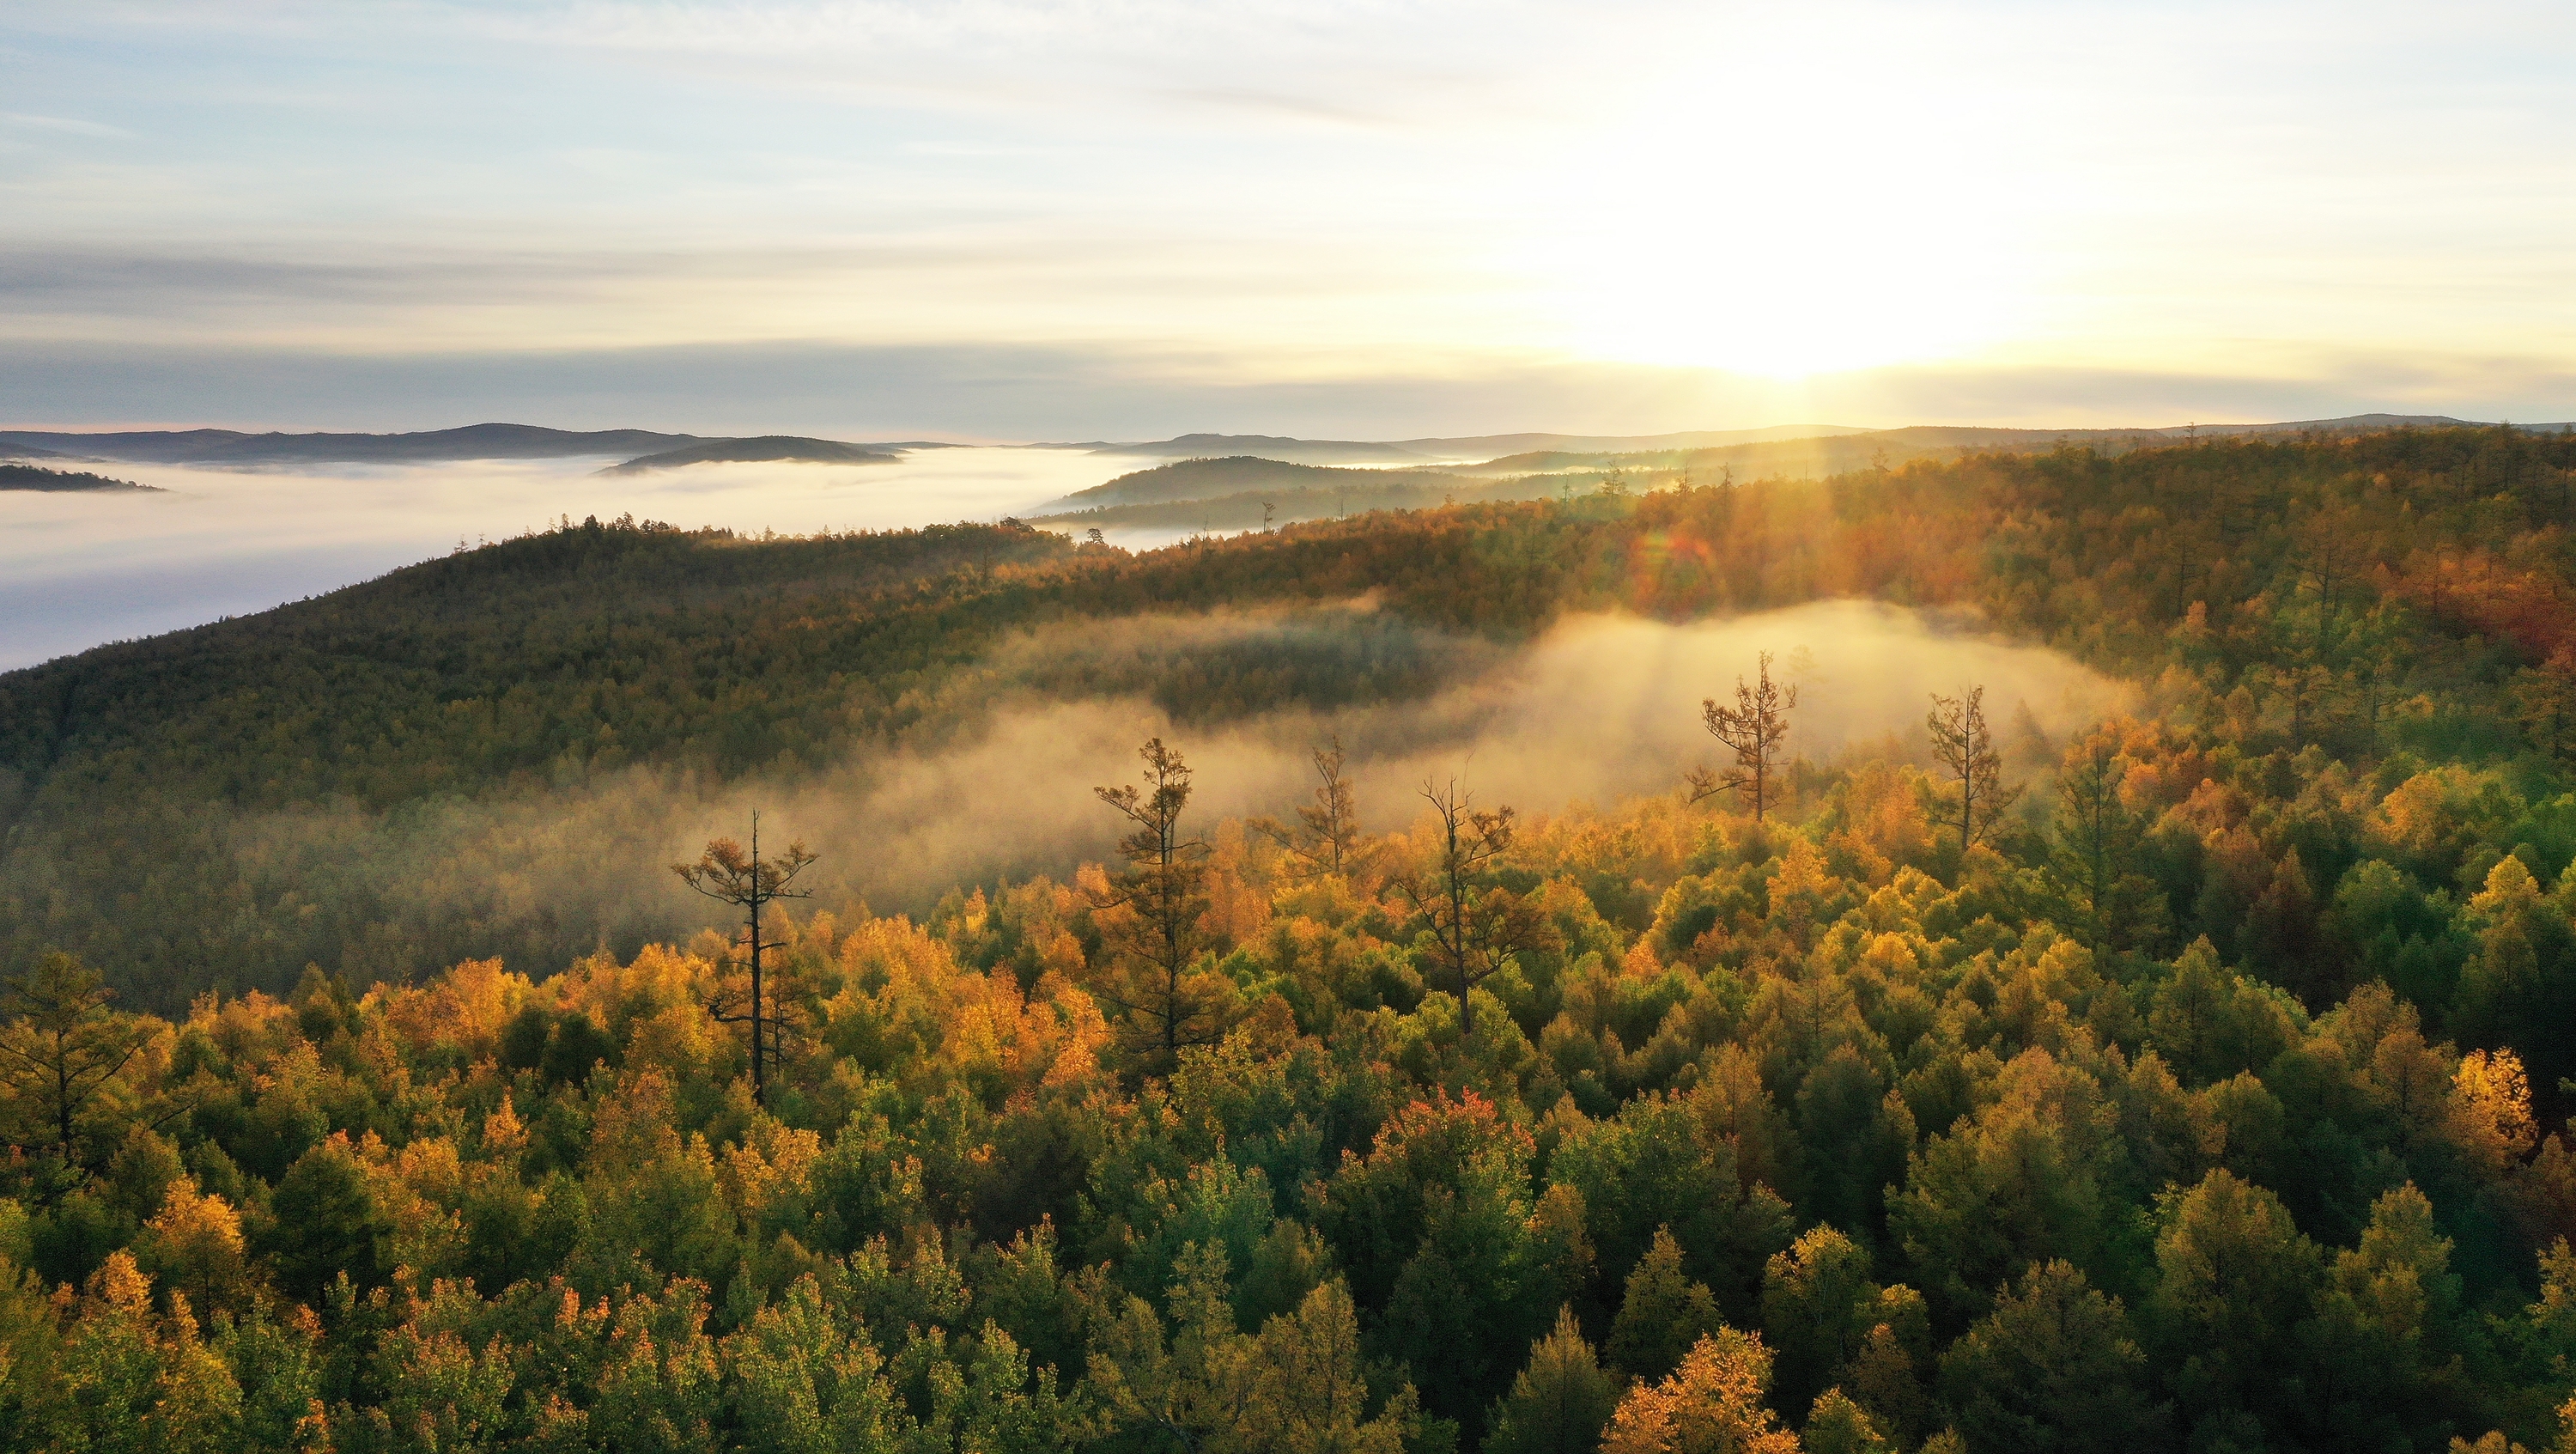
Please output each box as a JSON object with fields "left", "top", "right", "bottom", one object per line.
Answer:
{"left": 1691, "top": 652, "right": 1796, "bottom": 822}
{"left": 1485, "top": 1306, "right": 1621, "bottom": 1454}
{"left": 1927, "top": 684, "right": 2020, "bottom": 865}
{"left": 1602, "top": 1327, "right": 1799, "bottom": 1454}
{"left": 675, "top": 814, "right": 816, "bottom": 1106}
{"left": 0, "top": 951, "right": 150, "bottom": 1191}
{"left": 1091, "top": 738, "right": 1230, "bottom": 1068}
{"left": 1255, "top": 733, "right": 1366, "bottom": 880}
{"left": 1390, "top": 778, "right": 1551, "bottom": 1041}
{"left": 1609, "top": 1227, "right": 1722, "bottom": 1384}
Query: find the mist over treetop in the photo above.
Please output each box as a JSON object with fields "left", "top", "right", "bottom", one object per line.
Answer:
{"left": 4, "top": 425, "right": 2571, "bottom": 1008}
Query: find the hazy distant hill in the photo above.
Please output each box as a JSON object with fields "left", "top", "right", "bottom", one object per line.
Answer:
{"left": 1068, "top": 416, "right": 2572, "bottom": 479}
{"left": 600, "top": 435, "right": 902, "bottom": 473}
{"left": 1391, "top": 423, "right": 1874, "bottom": 458}
{"left": 0, "top": 423, "right": 706, "bottom": 465}
{"left": 1091, "top": 433, "right": 1439, "bottom": 465}
{"left": 1041, "top": 478, "right": 1554, "bottom": 532}
{"left": 1037, "top": 456, "right": 1469, "bottom": 512}
{"left": 1037, "top": 415, "right": 2576, "bottom": 520}
{"left": 0, "top": 464, "right": 159, "bottom": 492}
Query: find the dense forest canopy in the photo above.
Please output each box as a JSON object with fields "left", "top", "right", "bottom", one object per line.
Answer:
{"left": 7, "top": 427, "right": 2576, "bottom": 1451}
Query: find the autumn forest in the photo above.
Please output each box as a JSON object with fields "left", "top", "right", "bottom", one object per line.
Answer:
{"left": 9, "top": 427, "right": 2576, "bottom": 1454}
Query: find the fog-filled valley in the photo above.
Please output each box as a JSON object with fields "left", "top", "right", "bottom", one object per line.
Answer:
{"left": 0, "top": 447, "right": 1163, "bottom": 669}
{"left": 120, "top": 599, "right": 2120, "bottom": 1006}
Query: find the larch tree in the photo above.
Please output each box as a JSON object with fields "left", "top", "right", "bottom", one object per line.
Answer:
{"left": 1255, "top": 733, "right": 1367, "bottom": 880}
{"left": 1692, "top": 652, "right": 1796, "bottom": 823}
{"left": 1927, "top": 685, "right": 2020, "bottom": 866}
{"left": 1390, "top": 778, "right": 1551, "bottom": 1042}
{"left": 1485, "top": 1306, "right": 1621, "bottom": 1454}
{"left": 1091, "top": 738, "right": 1229, "bottom": 1069}
{"left": 1601, "top": 1327, "right": 1801, "bottom": 1454}
{"left": 0, "top": 950, "right": 150, "bottom": 1194}
{"left": 2049, "top": 732, "right": 2156, "bottom": 953}
{"left": 674, "top": 814, "right": 816, "bottom": 1107}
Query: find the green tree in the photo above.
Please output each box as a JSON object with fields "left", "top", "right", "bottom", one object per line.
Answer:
{"left": 2046, "top": 733, "right": 2160, "bottom": 952}
{"left": 2148, "top": 1169, "right": 2321, "bottom": 1449}
{"left": 1091, "top": 738, "right": 1230, "bottom": 1068}
{"left": 1802, "top": 1390, "right": 1891, "bottom": 1454}
{"left": 1939, "top": 1260, "right": 2166, "bottom": 1454}
{"left": 2301, "top": 1182, "right": 2476, "bottom": 1449}
{"left": 1609, "top": 1228, "right": 1721, "bottom": 1384}
{"left": 1485, "top": 1306, "right": 1620, "bottom": 1454}
{"left": 0, "top": 952, "right": 151, "bottom": 1190}
{"left": 1759, "top": 1226, "right": 1878, "bottom": 1417}
{"left": 262, "top": 1141, "right": 388, "bottom": 1305}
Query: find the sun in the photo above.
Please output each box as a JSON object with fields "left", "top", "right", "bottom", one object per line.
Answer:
{"left": 1515, "top": 59, "right": 2036, "bottom": 379}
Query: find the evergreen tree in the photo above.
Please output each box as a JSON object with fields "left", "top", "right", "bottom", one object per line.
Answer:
{"left": 1486, "top": 1306, "right": 1621, "bottom": 1454}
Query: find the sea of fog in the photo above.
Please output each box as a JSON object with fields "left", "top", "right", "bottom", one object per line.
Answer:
{"left": 0, "top": 447, "right": 1180, "bottom": 670}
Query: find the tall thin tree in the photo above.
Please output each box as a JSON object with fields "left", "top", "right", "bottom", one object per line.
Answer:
{"left": 674, "top": 813, "right": 816, "bottom": 1106}
{"left": 1091, "top": 738, "right": 1228, "bottom": 1069}
{"left": 1690, "top": 651, "right": 1797, "bottom": 822}
{"left": 1254, "top": 733, "right": 1367, "bottom": 880}
{"left": 1391, "top": 779, "right": 1552, "bottom": 1041}
{"left": 1927, "top": 685, "right": 2021, "bottom": 864}
{"left": 2050, "top": 733, "right": 2148, "bottom": 952}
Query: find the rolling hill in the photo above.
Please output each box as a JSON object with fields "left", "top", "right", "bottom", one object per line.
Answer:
{"left": 598, "top": 435, "right": 902, "bottom": 473}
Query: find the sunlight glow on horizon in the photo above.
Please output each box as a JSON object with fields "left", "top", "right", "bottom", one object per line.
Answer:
{"left": 2, "top": 1, "right": 2572, "bottom": 432}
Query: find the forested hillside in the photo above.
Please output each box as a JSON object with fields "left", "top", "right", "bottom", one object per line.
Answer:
{"left": 7, "top": 428, "right": 2576, "bottom": 1451}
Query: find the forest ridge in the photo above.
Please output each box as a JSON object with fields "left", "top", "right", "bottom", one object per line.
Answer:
{"left": 4, "top": 428, "right": 2576, "bottom": 1451}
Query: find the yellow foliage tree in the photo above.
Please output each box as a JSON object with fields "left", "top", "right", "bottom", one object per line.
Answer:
{"left": 1602, "top": 1327, "right": 1801, "bottom": 1454}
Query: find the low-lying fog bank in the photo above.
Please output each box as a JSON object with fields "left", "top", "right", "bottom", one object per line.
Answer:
{"left": 224, "top": 599, "right": 2126, "bottom": 983}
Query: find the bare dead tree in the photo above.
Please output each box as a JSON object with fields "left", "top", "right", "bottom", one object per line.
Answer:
{"left": 1091, "top": 739, "right": 1228, "bottom": 1070}
{"left": 1391, "top": 779, "right": 1552, "bottom": 1042}
{"left": 1254, "top": 733, "right": 1367, "bottom": 880}
{"left": 674, "top": 813, "right": 816, "bottom": 1106}
{"left": 1927, "top": 685, "right": 2022, "bottom": 866}
{"left": 1689, "top": 650, "right": 1797, "bottom": 822}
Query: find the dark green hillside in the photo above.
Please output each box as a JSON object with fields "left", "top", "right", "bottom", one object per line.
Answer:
{"left": 0, "top": 463, "right": 158, "bottom": 491}
{"left": 1040, "top": 454, "right": 1468, "bottom": 510}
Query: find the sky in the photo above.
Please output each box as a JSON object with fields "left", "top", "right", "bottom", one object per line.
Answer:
{"left": 4, "top": 0, "right": 2573, "bottom": 439}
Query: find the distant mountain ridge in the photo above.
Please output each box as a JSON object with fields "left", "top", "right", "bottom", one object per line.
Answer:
{"left": 1089, "top": 433, "right": 1437, "bottom": 466}
{"left": 598, "top": 436, "right": 903, "bottom": 474}
{"left": 0, "top": 423, "right": 707, "bottom": 465}
{"left": 0, "top": 423, "right": 969, "bottom": 471}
